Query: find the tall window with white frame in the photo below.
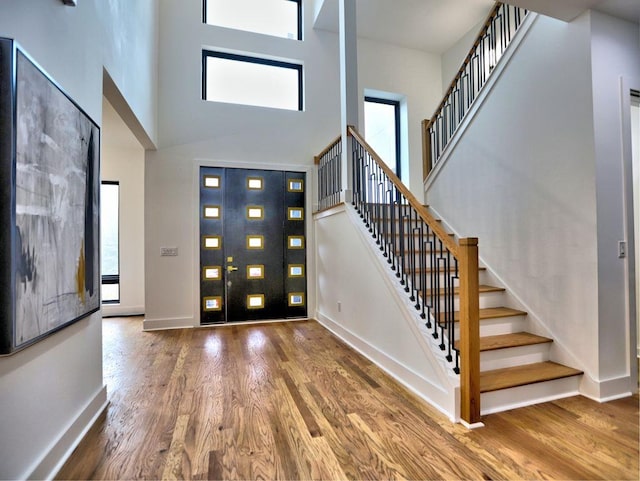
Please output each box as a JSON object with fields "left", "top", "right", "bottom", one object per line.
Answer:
{"left": 101, "top": 181, "right": 119, "bottom": 304}
{"left": 364, "top": 97, "right": 401, "bottom": 177}
{"left": 203, "top": 0, "right": 302, "bottom": 40}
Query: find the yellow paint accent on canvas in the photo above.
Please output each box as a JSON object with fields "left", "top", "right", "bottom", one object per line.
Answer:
{"left": 76, "top": 243, "right": 86, "bottom": 303}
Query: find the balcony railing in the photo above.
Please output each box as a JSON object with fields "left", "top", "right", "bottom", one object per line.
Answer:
{"left": 314, "top": 135, "right": 342, "bottom": 211}
{"left": 423, "top": 2, "right": 529, "bottom": 177}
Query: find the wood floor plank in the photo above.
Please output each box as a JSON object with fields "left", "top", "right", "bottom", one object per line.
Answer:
{"left": 55, "top": 317, "right": 639, "bottom": 481}
{"left": 501, "top": 403, "right": 639, "bottom": 477}
{"left": 280, "top": 369, "right": 323, "bottom": 438}
{"left": 339, "top": 356, "right": 381, "bottom": 388}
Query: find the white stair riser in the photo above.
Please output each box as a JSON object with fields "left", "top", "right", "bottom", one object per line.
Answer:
{"left": 481, "top": 375, "right": 581, "bottom": 415}
{"left": 480, "top": 342, "right": 551, "bottom": 371}
{"left": 405, "top": 272, "right": 489, "bottom": 291}
{"left": 481, "top": 315, "right": 528, "bottom": 336}
{"left": 422, "top": 291, "right": 505, "bottom": 313}
{"left": 453, "top": 315, "right": 528, "bottom": 338}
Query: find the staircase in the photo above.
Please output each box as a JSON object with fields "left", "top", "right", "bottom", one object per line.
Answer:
{"left": 414, "top": 207, "right": 583, "bottom": 415}
{"left": 314, "top": 1, "right": 585, "bottom": 424}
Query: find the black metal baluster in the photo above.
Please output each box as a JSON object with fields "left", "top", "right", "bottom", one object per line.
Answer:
{"left": 420, "top": 223, "right": 428, "bottom": 320}
{"left": 453, "top": 257, "right": 460, "bottom": 374}
{"left": 431, "top": 232, "right": 439, "bottom": 339}
{"left": 390, "top": 195, "right": 397, "bottom": 270}
{"left": 438, "top": 240, "right": 446, "bottom": 349}
{"left": 412, "top": 224, "right": 421, "bottom": 308}
{"left": 445, "top": 250, "right": 453, "bottom": 362}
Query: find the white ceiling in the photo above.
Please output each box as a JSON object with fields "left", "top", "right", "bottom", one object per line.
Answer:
{"left": 313, "top": 0, "right": 640, "bottom": 54}
{"left": 314, "top": 0, "right": 495, "bottom": 54}
{"left": 506, "top": 0, "right": 640, "bottom": 22}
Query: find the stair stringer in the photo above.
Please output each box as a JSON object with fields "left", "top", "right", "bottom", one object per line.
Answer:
{"left": 427, "top": 204, "right": 588, "bottom": 411}
{"left": 314, "top": 203, "right": 462, "bottom": 421}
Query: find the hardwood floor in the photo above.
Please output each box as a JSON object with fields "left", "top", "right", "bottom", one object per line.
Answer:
{"left": 56, "top": 317, "right": 639, "bottom": 480}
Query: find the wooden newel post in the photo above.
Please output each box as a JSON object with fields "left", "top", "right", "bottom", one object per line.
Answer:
{"left": 422, "top": 119, "right": 432, "bottom": 181}
{"left": 458, "top": 237, "right": 481, "bottom": 425}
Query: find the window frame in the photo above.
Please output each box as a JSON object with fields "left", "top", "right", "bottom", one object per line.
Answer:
{"left": 101, "top": 180, "right": 120, "bottom": 305}
{"left": 202, "top": 0, "right": 302, "bottom": 41}
{"left": 364, "top": 96, "right": 402, "bottom": 178}
{"left": 202, "top": 50, "right": 304, "bottom": 112}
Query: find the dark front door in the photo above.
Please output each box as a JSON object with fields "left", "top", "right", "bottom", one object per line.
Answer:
{"left": 199, "top": 167, "right": 306, "bottom": 323}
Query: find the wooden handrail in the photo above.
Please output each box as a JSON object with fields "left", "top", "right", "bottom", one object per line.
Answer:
{"left": 426, "top": 2, "right": 502, "bottom": 130}
{"left": 347, "top": 126, "right": 458, "bottom": 256}
{"left": 314, "top": 134, "right": 342, "bottom": 165}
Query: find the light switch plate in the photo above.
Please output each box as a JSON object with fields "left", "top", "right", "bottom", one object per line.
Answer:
{"left": 161, "top": 247, "right": 178, "bottom": 257}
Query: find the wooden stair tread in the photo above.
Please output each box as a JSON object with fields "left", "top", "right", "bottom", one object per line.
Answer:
{"left": 412, "top": 266, "right": 486, "bottom": 274}
{"left": 392, "top": 232, "right": 455, "bottom": 237}
{"left": 480, "top": 361, "right": 583, "bottom": 393}
{"left": 372, "top": 217, "right": 442, "bottom": 223}
{"left": 440, "top": 306, "right": 527, "bottom": 323}
{"left": 424, "top": 284, "right": 505, "bottom": 297}
{"left": 455, "top": 332, "right": 552, "bottom": 351}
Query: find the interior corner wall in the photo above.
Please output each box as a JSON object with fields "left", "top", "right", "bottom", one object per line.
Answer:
{"left": 440, "top": 20, "right": 482, "bottom": 94}
{"left": 102, "top": 98, "right": 146, "bottom": 317}
{"left": 424, "top": 14, "right": 602, "bottom": 381}
{"left": 589, "top": 11, "right": 640, "bottom": 393}
{"left": 0, "top": 1, "right": 157, "bottom": 478}
{"left": 145, "top": 0, "right": 341, "bottom": 327}
{"left": 357, "top": 38, "right": 442, "bottom": 196}
{"left": 96, "top": 0, "right": 158, "bottom": 146}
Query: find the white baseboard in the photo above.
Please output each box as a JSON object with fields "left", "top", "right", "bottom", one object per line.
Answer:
{"left": 580, "top": 373, "right": 635, "bottom": 402}
{"left": 143, "top": 316, "right": 195, "bottom": 331}
{"left": 316, "top": 311, "right": 456, "bottom": 422}
{"left": 102, "top": 305, "right": 145, "bottom": 317}
{"left": 30, "top": 385, "right": 108, "bottom": 480}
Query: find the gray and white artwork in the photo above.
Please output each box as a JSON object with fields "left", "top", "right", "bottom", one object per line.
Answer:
{"left": 14, "top": 51, "right": 100, "bottom": 348}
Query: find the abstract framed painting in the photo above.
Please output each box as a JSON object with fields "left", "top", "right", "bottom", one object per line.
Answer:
{"left": 0, "top": 38, "right": 100, "bottom": 355}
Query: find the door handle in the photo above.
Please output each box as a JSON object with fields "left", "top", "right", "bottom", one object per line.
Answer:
{"left": 227, "top": 266, "right": 238, "bottom": 272}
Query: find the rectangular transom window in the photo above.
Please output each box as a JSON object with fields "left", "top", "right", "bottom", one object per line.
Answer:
{"left": 203, "top": 51, "right": 303, "bottom": 111}
{"left": 203, "top": 0, "right": 302, "bottom": 40}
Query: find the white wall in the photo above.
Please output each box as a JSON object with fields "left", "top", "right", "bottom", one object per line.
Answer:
{"left": 0, "top": 1, "right": 157, "bottom": 478}
{"left": 96, "top": 0, "right": 158, "bottom": 146}
{"left": 425, "top": 11, "right": 640, "bottom": 399}
{"left": 440, "top": 20, "right": 482, "bottom": 94}
{"left": 102, "top": 98, "right": 146, "bottom": 317}
{"left": 314, "top": 205, "right": 457, "bottom": 418}
{"left": 357, "top": 37, "right": 442, "bottom": 195}
{"left": 589, "top": 11, "right": 640, "bottom": 392}
{"left": 145, "top": 0, "right": 341, "bottom": 328}
{"left": 425, "top": 14, "right": 601, "bottom": 383}
{"left": 145, "top": 0, "right": 442, "bottom": 328}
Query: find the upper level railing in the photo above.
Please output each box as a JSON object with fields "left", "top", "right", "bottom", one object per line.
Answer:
{"left": 423, "top": 2, "right": 529, "bottom": 178}
{"left": 314, "top": 134, "right": 342, "bottom": 211}
{"left": 315, "top": 128, "right": 481, "bottom": 424}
